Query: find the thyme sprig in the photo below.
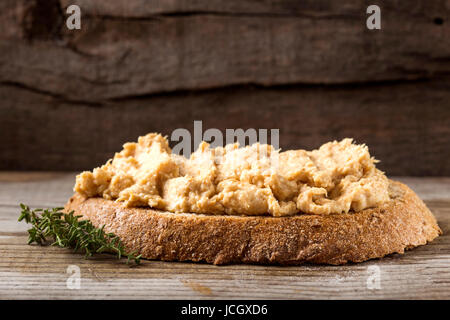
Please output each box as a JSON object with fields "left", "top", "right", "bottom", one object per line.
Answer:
{"left": 18, "top": 204, "right": 141, "bottom": 265}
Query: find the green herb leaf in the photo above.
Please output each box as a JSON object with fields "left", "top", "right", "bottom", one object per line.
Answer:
{"left": 18, "top": 204, "right": 141, "bottom": 265}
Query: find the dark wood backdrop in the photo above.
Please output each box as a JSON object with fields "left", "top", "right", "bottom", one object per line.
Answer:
{"left": 1, "top": 0, "right": 449, "bottom": 175}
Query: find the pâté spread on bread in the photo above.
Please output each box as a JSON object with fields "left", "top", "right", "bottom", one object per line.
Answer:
{"left": 66, "top": 133, "right": 441, "bottom": 265}
{"left": 75, "top": 133, "right": 389, "bottom": 216}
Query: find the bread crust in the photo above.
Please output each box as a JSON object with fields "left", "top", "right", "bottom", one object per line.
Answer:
{"left": 64, "top": 180, "right": 441, "bottom": 265}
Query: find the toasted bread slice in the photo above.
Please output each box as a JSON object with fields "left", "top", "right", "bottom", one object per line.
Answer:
{"left": 64, "top": 180, "right": 441, "bottom": 265}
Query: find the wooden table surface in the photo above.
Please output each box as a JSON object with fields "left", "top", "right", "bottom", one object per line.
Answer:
{"left": 0, "top": 172, "right": 449, "bottom": 300}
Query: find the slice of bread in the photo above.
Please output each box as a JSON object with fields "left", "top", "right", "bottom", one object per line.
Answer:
{"left": 64, "top": 180, "right": 441, "bottom": 265}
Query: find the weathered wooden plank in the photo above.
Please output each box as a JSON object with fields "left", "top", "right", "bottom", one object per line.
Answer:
{"left": 2, "top": 0, "right": 449, "bottom": 174}
{"left": 0, "top": 223, "right": 449, "bottom": 300}
{"left": 0, "top": 173, "right": 448, "bottom": 299}
{"left": 56, "top": 0, "right": 450, "bottom": 24}
{"left": 1, "top": 1, "right": 449, "bottom": 100}
{"left": 62, "top": 0, "right": 370, "bottom": 17}
{"left": 0, "top": 172, "right": 74, "bottom": 208}
{"left": 2, "top": 79, "right": 450, "bottom": 175}
{"left": 1, "top": 215, "right": 449, "bottom": 300}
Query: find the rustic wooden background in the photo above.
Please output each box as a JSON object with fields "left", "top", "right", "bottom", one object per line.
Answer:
{"left": 1, "top": 0, "right": 450, "bottom": 175}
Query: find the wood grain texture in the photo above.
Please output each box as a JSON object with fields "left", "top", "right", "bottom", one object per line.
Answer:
{"left": 2, "top": 80, "right": 450, "bottom": 175}
{"left": 1, "top": 1, "right": 449, "bottom": 100}
{"left": 59, "top": 0, "right": 450, "bottom": 18}
{"left": 1, "top": 0, "right": 449, "bottom": 173}
{"left": 0, "top": 172, "right": 449, "bottom": 299}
